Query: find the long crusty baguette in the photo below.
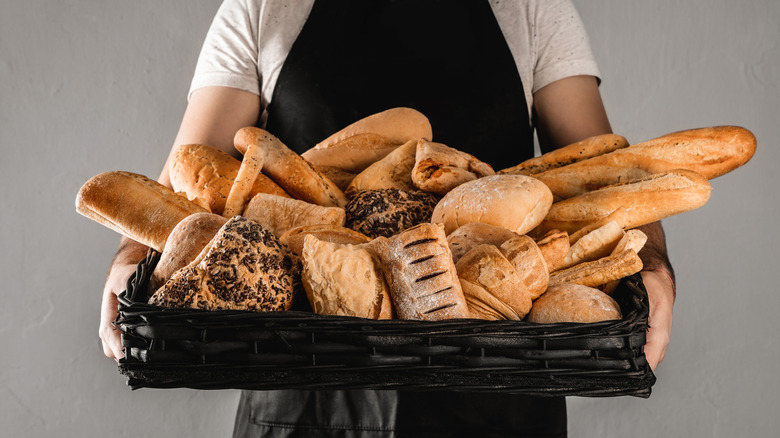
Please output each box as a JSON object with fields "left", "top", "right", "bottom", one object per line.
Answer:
{"left": 234, "top": 127, "right": 347, "bottom": 208}
{"left": 534, "top": 126, "right": 756, "bottom": 199}
{"left": 535, "top": 169, "right": 712, "bottom": 235}
{"left": 302, "top": 107, "right": 433, "bottom": 189}
{"left": 498, "top": 133, "right": 629, "bottom": 176}
{"left": 75, "top": 171, "right": 209, "bottom": 252}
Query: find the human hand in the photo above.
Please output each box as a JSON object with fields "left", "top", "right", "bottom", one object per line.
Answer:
{"left": 100, "top": 262, "right": 138, "bottom": 361}
{"left": 640, "top": 269, "right": 676, "bottom": 371}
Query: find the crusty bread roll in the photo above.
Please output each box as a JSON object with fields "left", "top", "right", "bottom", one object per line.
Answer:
{"left": 534, "top": 126, "right": 756, "bottom": 199}
{"left": 242, "top": 193, "right": 346, "bottom": 238}
{"left": 75, "top": 171, "right": 209, "bottom": 252}
{"left": 456, "top": 245, "right": 532, "bottom": 320}
{"left": 234, "top": 127, "right": 347, "bottom": 208}
{"left": 498, "top": 133, "right": 629, "bottom": 176}
{"left": 280, "top": 224, "right": 372, "bottom": 256}
{"left": 149, "top": 212, "right": 227, "bottom": 293}
{"left": 534, "top": 230, "right": 570, "bottom": 272}
{"left": 447, "top": 222, "right": 521, "bottom": 264}
{"left": 302, "top": 108, "right": 433, "bottom": 189}
{"left": 548, "top": 249, "right": 643, "bottom": 288}
{"left": 149, "top": 216, "right": 296, "bottom": 311}
{"left": 431, "top": 174, "right": 553, "bottom": 236}
{"left": 559, "top": 220, "right": 624, "bottom": 270}
{"left": 498, "top": 236, "right": 549, "bottom": 300}
{"left": 345, "top": 189, "right": 439, "bottom": 239}
{"left": 527, "top": 284, "right": 622, "bottom": 324}
{"left": 301, "top": 235, "right": 393, "bottom": 319}
{"left": 411, "top": 139, "right": 495, "bottom": 195}
{"left": 372, "top": 223, "right": 470, "bottom": 321}
{"left": 536, "top": 169, "right": 712, "bottom": 236}
{"left": 346, "top": 139, "right": 418, "bottom": 197}
{"left": 169, "top": 144, "right": 289, "bottom": 215}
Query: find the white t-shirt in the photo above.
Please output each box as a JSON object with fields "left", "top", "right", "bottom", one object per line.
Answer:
{"left": 190, "top": 0, "right": 600, "bottom": 128}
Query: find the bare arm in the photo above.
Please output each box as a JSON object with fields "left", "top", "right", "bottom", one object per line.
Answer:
{"left": 100, "top": 86, "right": 261, "bottom": 360}
{"left": 533, "top": 75, "right": 675, "bottom": 371}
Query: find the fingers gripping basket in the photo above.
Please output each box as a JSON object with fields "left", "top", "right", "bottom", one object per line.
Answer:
{"left": 116, "top": 251, "right": 656, "bottom": 397}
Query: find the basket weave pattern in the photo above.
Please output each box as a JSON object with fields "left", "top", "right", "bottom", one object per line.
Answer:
{"left": 117, "top": 251, "right": 655, "bottom": 397}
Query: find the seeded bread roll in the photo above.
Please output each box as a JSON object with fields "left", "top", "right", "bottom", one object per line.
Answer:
{"left": 345, "top": 189, "right": 439, "bottom": 239}
{"left": 169, "top": 143, "right": 289, "bottom": 215}
{"left": 75, "top": 171, "right": 209, "bottom": 252}
{"left": 372, "top": 223, "right": 470, "bottom": 321}
{"left": 149, "top": 212, "right": 227, "bottom": 294}
{"left": 149, "top": 216, "right": 296, "bottom": 311}
{"left": 431, "top": 175, "right": 553, "bottom": 236}
{"left": 527, "top": 283, "right": 622, "bottom": 324}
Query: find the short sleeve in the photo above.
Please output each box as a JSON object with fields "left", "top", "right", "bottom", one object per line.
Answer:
{"left": 188, "top": 0, "right": 261, "bottom": 99}
{"left": 532, "top": 0, "right": 600, "bottom": 93}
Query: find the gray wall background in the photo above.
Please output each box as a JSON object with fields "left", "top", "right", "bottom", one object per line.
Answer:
{"left": 2, "top": 1, "right": 777, "bottom": 436}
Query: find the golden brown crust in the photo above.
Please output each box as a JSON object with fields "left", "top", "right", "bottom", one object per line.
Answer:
{"left": 372, "top": 223, "right": 470, "bottom": 321}
{"left": 346, "top": 139, "right": 418, "bottom": 197}
{"left": 169, "top": 144, "right": 289, "bottom": 215}
{"left": 242, "top": 193, "right": 345, "bottom": 238}
{"left": 534, "top": 126, "right": 756, "bottom": 199}
{"left": 499, "top": 134, "right": 630, "bottom": 176}
{"left": 536, "top": 169, "right": 712, "bottom": 236}
{"left": 234, "top": 127, "right": 347, "bottom": 208}
{"left": 456, "top": 245, "right": 531, "bottom": 320}
{"left": 149, "top": 213, "right": 227, "bottom": 293}
{"left": 447, "top": 222, "right": 521, "bottom": 264}
{"left": 279, "top": 224, "right": 372, "bottom": 256}
{"left": 411, "top": 139, "right": 495, "bottom": 195}
{"left": 548, "top": 249, "right": 643, "bottom": 288}
{"left": 527, "top": 284, "right": 622, "bottom": 324}
{"left": 75, "top": 171, "right": 208, "bottom": 252}
{"left": 535, "top": 230, "right": 570, "bottom": 272}
{"left": 431, "top": 175, "right": 553, "bottom": 236}
{"left": 498, "top": 236, "right": 549, "bottom": 300}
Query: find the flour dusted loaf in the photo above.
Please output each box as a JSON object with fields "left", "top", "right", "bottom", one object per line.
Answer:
{"left": 149, "top": 216, "right": 296, "bottom": 311}
{"left": 301, "top": 235, "right": 393, "bottom": 319}
{"left": 372, "top": 223, "right": 470, "bottom": 321}
{"left": 431, "top": 174, "right": 553, "bottom": 236}
{"left": 345, "top": 189, "right": 439, "bottom": 239}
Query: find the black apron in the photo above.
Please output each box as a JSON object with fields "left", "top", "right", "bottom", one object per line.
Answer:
{"left": 235, "top": 1, "right": 566, "bottom": 437}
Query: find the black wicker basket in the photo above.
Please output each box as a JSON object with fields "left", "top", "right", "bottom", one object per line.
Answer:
{"left": 116, "top": 250, "right": 656, "bottom": 397}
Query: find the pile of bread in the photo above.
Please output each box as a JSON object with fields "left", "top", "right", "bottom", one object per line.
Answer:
{"left": 76, "top": 108, "right": 756, "bottom": 324}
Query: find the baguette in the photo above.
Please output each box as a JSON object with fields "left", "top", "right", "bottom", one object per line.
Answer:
{"left": 534, "top": 126, "right": 756, "bottom": 199}
{"left": 75, "top": 171, "right": 208, "bottom": 252}
{"left": 234, "top": 127, "right": 347, "bottom": 208}
{"left": 498, "top": 133, "right": 629, "bottom": 175}
{"left": 536, "top": 169, "right": 712, "bottom": 236}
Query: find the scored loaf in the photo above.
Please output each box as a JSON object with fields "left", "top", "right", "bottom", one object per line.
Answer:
{"left": 372, "top": 223, "right": 470, "bottom": 321}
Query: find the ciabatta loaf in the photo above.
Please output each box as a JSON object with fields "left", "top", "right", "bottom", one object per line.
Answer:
{"left": 75, "top": 171, "right": 208, "bottom": 252}
{"left": 534, "top": 126, "right": 756, "bottom": 199}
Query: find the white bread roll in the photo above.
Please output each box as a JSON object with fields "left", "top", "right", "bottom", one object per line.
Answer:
{"left": 75, "top": 171, "right": 209, "bottom": 252}
{"left": 431, "top": 175, "right": 553, "bottom": 236}
{"left": 527, "top": 283, "right": 622, "bottom": 324}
